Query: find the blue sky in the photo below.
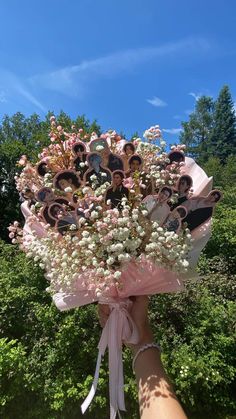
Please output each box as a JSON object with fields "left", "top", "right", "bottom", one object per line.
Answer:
{"left": 0, "top": 0, "right": 236, "bottom": 143}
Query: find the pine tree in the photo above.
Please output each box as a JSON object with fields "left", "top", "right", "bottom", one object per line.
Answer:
{"left": 210, "top": 85, "right": 236, "bottom": 161}
{"left": 180, "top": 96, "right": 214, "bottom": 161}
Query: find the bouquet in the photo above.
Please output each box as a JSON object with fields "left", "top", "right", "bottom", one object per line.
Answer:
{"left": 9, "top": 118, "right": 222, "bottom": 418}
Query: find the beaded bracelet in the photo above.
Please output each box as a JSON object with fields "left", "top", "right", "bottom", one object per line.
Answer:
{"left": 132, "top": 343, "right": 161, "bottom": 372}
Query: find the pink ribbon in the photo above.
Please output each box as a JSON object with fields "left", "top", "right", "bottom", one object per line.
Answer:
{"left": 81, "top": 298, "right": 139, "bottom": 419}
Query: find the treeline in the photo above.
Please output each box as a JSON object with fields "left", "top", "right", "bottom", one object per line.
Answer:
{"left": 180, "top": 85, "right": 236, "bottom": 163}
{"left": 0, "top": 97, "right": 236, "bottom": 418}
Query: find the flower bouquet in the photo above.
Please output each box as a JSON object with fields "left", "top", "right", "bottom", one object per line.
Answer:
{"left": 9, "top": 118, "right": 221, "bottom": 418}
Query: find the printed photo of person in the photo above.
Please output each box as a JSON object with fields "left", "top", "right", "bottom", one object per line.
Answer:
{"left": 53, "top": 197, "right": 75, "bottom": 211}
{"left": 122, "top": 142, "right": 136, "bottom": 171}
{"left": 72, "top": 142, "right": 88, "bottom": 177}
{"left": 182, "top": 189, "right": 222, "bottom": 231}
{"left": 167, "top": 150, "right": 185, "bottom": 165}
{"left": 56, "top": 214, "right": 78, "bottom": 235}
{"left": 105, "top": 170, "right": 129, "bottom": 209}
{"left": 21, "top": 187, "right": 36, "bottom": 205}
{"left": 126, "top": 154, "right": 142, "bottom": 176}
{"left": 171, "top": 175, "right": 193, "bottom": 209}
{"left": 37, "top": 161, "right": 50, "bottom": 177}
{"left": 54, "top": 170, "right": 81, "bottom": 192}
{"left": 36, "top": 187, "right": 55, "bottom": 204}
{"left": 84, "top": 153, "right": 112, "bottom": 187}
{"left": 41, "top": 205, "right": 57, "bottom": 227}
{"left": 148, "top": 186, "right": 173, "bottom": 224}
{"left": 89, "top": 137, "right": 124, "bottom": 172}
{"left": 48, "top": 203, "right": 65, "bottom": 220}
{"left": 125, "top": 154, "right": 152, "bottom": 198}
{"left": 163, "top": 206, "right": 187, "bottom": 234}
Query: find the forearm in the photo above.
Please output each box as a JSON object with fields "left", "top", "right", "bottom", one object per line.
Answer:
{"left": 131, "top": 330, "right": 187, "bottom": 419}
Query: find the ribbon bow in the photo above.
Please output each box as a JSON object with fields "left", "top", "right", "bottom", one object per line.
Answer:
{"left": 81, "top": 298, "right": 139, "bottom": 419}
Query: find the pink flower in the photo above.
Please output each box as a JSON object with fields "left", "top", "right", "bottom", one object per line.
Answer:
{"left": 123, "top": 177, "right": 134, "bottom": 189}
{"left": 18, "top": 155, "right": 27, "bottom": 166}
{"left": 57, "top": 126, "right": 63, "bottom": 132}
{"left": 50, "top": 134, "right": 57, "bottom": 142}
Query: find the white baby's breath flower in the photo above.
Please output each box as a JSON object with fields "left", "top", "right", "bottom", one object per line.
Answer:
{"left": 82, "top": 187, "right": 90, "bottom": 194}
{"left": 64, "top": 186, "right": 73, "bottom": 193}
{"left": 69, "top": 224, "right": 77, "bottom": 230}
{"left": 91, "top": 210, "right": 99, "bottom": 219}
{"left": 96, "top": 145, "right": 104, "bottom": 151}
{"left": 114, "top": 271, "right": 121, "bottom": 279}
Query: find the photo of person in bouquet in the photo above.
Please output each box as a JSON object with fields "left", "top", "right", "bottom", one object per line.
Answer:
{"left": 182, "top": 189, "right": 222, "bottom": 231}
{"left": 85, "top": 153, "right": 112, "bottom": 186}
{"left": 105, "top": 170, "right": 129, "bottom": 209}
{"left": 89, "top": 137, "right": 124, "bottom": 172}
{"left": 147, "top": 186, "right": 172, "bottom": 224}
{"left": 126, "top": 154, "right": 142, "bottom": 175}
{"left": 171, "top": 175, "right": 193, "bottom": 209}
{"left": 163, "top": 206, "right": 187, "bottom": 234}
{"left": 167, "top": 150, "right": 185, "bottom": 165}
{"left": 21, "top": 187, "right": 36, "bottom": 205}
{"left": 36, "top": 187, "right": 55, "bottom": 204}
{"left": 72, "top": 142, "right": 88, "bottom": 177}
{"left": 37, "top": 161, "right": 50, "bottom": 177}
{"left": 125, "top": 154, "right": 152, "bottom": 197}
{"left": 54, "top": 171, "right": 81, "bottom": 192}
{"left": 56, "top": 214, "right": 78, "bottom": 235}
{"left": 122, "top": 142, "right": 136, "bottom": 171}
{"left": 41, "top": 205, "right": 57, "bottom": 227}
{"left": 48, "top": 203, "right": 65, "bottom": 220}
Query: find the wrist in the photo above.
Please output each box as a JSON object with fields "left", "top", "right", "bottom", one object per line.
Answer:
{"left": 129, "top": 327, "right": 154, "bottom": 355}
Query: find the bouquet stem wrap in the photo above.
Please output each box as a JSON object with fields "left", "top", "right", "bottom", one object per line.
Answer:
{"left": 81, "top": 298, "right": 139, "bottom": 419}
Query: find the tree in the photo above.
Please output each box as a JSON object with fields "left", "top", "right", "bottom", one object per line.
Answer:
{"left": 210, "top": 85, "right": 236, "bottom": 162}
{"left": 180, "top": 96, "right": 214, "bottom": 161}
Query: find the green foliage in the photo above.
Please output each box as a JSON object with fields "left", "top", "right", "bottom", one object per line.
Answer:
{"left": 201, "top": 155, "right": 236, "bottom": 268}
{"left": 180, "top": 85, "right": 236, "bottom": 163}
{"left": 0, "top": 339, "right": 27, "bottom": 408}
{"left": 0, "top": 241, "right": 137, "bottom": 418}
{"left": 210, "top": 86, "right": 236, "bottom": 162}
{"left": 180, "top": 96, "right": 214, "bottom": 160}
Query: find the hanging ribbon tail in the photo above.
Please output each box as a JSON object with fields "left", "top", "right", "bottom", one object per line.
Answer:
{"left": 81, "top": 300, "right": 139, "bottom": 419}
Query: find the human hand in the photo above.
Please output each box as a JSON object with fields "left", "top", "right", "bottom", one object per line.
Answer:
{"left": 98, "top": 296, "right": 153, "bottom": 354}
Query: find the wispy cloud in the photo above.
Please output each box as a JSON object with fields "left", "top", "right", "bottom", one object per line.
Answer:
{"left": 162, "top": 128, "right": 183, "bottom": 135}
{"left": 189, "top": 91, "right": 202, "bottom": 101}
{"left": 30, "top": 38, "right": 211, "bottom": 96}
{"left": 146, "top": 96, "right": 167, "bottom": 107}
{"left": 14, "top": 83, "right": 46, "bottom": 113}
{"left": 0, "top": 70, "right": 46, "bottom": 113}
